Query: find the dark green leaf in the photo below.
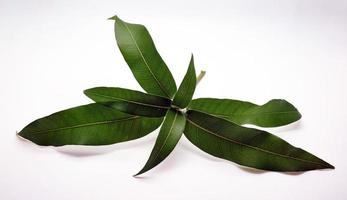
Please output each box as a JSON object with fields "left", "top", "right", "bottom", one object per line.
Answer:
{"left": 110, "top": 16, "right": 177, "bottom": 98}
{"left": 18, "top": 103, "right": 163, "bottom": 146}
{"left": 188, "top": 98, "right": 301, "bottom": 127}
{"left": 172, "top": 55, "right": 196, "bottom": 108}
{"left": 184, "top": 110, "right": 334, "bottom": 171}
{"left": 135, "top": 109, "right": 185, "bottom": 176}
{"left": 84, "top": 87, "right": 171, "bottom": 117}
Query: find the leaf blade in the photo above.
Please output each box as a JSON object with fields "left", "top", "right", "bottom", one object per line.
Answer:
{"left": 184, "top": 110, "right": 333, "bottom": 171}
{"left": 172, "top": 55, "right": 196, "bottom": 108}
{"left": 18, "top": 103, "right": 163, "bottom": 146}
{"left": 112, "top": 16, "right": 177, "bottom": 98}
{"left": 135, "top": 109, "right": 186, "bottom": 176}
{"left": 188, "top": 98, "right": 301, "bottom": 127}
{"left": 84, "top": 87, "right": 171, "bottom": 117}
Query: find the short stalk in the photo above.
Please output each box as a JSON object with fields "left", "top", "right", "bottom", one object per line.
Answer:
{"left": 196, "top": 70, "right": 206, "bottom": 85}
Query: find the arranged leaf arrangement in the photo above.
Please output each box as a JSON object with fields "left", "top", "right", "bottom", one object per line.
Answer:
{"left": 18, "top": 16, "right": 334, "bottom": 176}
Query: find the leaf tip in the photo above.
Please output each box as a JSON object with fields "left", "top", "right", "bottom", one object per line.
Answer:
{"left": 326, "top": 163, "right": 335, "bottom": 170}
{"left": 297, "top": 111, "right": 303, "bottom": 120}
{"left": 133, "top": 171, "right": 144, "bottom": 177}
{"left": 16, "top": 130, "right": 29, "bottom": 142}
{"left": 107, "top": 15, "right": 118, "bottom": 20}
{"left": 83, "top": 90, "right": 93, "bottom": 100}
{"left": 83, "top": 89, "right": 90, "bottom": 95}
{"left": 83, "top": 88, "right": 98, "bottom": 98}
{"left": 17, "top": 129, "right": 25, "bottom": 137}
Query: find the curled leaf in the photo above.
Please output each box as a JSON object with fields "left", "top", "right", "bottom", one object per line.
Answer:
{"left": 189, "top": 98, "right": 301, "bottom": 127}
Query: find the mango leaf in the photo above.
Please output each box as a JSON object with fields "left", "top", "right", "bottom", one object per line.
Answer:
{"left": 172, "top": 55, "right": 196, "bottom": 108}
{"left": 110, "top": 16, "right": 177, "bottom": 98}
{"left": 135, "top": 109, "right": 185, "bottom": 176}
{"left": 18, "top": 103, "right": 163, "bottom": 146}
{"left": 84, "top": 87, "right": 171, "bottom": 117}
{"left": 188, "top": 98, "right": 301, "bottom": 127}
{"left": 184, "top": 110, "right": 334, "bottom": 171}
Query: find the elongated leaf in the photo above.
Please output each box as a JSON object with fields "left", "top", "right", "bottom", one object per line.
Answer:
{"left": 110, "top": 16, "right": 177, "bottom": 98}
{"left": 184, "top": 110, "right": 333, "bottom": 171}
{"left": 172, "top": 55, "right": 196, "bottom": 108}
{"left": 135, "top": 109, "right": 185, "bottom": 176}
{"left": 84, "top": 87, "right": 171, "bottom": 117}
{"left": 188, "top": 98, "right": 301, "bottom": 127}
{"left": 18, "top": 103, "right": 163, "bottom": 146}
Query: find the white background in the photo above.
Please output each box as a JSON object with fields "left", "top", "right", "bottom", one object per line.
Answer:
{"left": 1, "top": 0, "right": 346, "bottom": 199}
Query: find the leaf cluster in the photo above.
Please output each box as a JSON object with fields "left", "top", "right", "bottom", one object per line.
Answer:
{"left": 18, "top": 16, "right": 334, "bottom": 176}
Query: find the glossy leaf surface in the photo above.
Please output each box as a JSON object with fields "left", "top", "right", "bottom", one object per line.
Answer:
{"left": 184, "top": 110, "right": 333, "bottom": 171}
{"left": 84, "top": 87, "right": 171, "bottom": 117}
{"left": 111, "top": 16, "right": 177, "bottom": 98}
{"left": 18, "top": 104, "right": 163, "bottom": 146}
{"left": 188, "top": 98, "right": 301, "bottom": 127}
{"left": 172, "top": 55, "right": 196, "bottom": 108}
{"left": 135, "top": 109, "right": 185, "bottom": 176}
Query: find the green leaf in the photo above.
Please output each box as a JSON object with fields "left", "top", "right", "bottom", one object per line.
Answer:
{"left": 135, "top": 109, "right": 186, "bottom": 176}
{"left": 172, "top": 55, "right": 196, "bottom": 108}
{"left": 18, "top": 103, "right": 163, "bottom": 146}
{"left": 184, "top": 110, "right": 334, "bottom": 171}
{"left": 110, "top": 16, "right": 177, "bottom": 98}
{"left": 84, "top": 87, "right": 171, "bottom": 117}
{"left": 188, "top": 98, "right": 301, "bottom": 127}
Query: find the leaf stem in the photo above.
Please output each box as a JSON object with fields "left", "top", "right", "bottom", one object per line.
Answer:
{"left": 196, "top": 70, "right": 206, "bottom": 85}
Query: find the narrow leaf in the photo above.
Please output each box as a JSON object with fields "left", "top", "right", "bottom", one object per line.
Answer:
{"left": 18, "top": 103, "right": 163, "bottom": 146}
{"left": 188, "top": 98, "right": 301, "bottom": 127}
{"left": 135, "top": 109, "right": 186, "bottom": 176}
{"left": 184, "top": 110, "right": 334, "bottom": 171}
{"left": 84, "top": 87, "right": 171, "bottom": 117}
{"left": 172, "top": 55, "right": 196, "bottom": 108}
{"left": 110, "top": 16, "right": 177, "bottom": 98}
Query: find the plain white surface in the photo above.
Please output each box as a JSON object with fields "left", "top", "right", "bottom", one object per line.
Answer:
{"left": 1, "top": 0, "right": 346, "bottom": 199}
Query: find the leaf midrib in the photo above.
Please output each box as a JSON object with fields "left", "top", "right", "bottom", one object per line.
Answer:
{"left": 222, "top": 110, "right": 298, "bottom": 116}
{"left": 173, "top": 66, "right": 195, "bottom": 107}
{"left": 150, "top": 111, "right": 178, "bottom": 165}
{"left": 26, "top": 116, "right": 140, "bottom": 136}
{"left": 187, "top": 118, "right": 328, "bottom": 167}
{"left": 88, "top": 92, "right": 170, "bottom": 109}
{"left": 121, "top": 21, "right": 171, "bottom": 98}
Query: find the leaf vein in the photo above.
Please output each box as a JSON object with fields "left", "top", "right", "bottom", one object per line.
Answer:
{"left": 87, "top": 92, "right": 170, "bottom": 109}
{"left": 187, "top": 119, "right": 327, "bottom": 167}
{"left": 151, "top": 111, "right": 178, "bottom": 164}
{"left": 29, "top": 116, "right": 140, "bottom": 135}
{"left": 121, "top": 21, "right": 170, "bottom": 98}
